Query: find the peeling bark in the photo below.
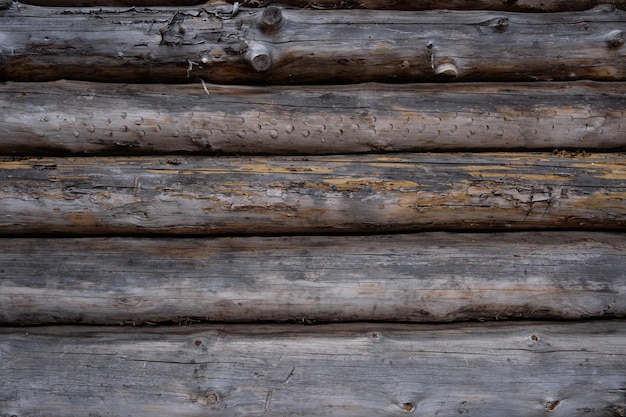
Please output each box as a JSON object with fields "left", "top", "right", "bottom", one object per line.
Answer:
{"left": 0, "top": 153, "right": 624, "bottom": 235}
{"left": 13, "top": 0, "right": 626, "bottom": 12}
{"left": 1, "top": 4, "right": 625, "bottom": 83}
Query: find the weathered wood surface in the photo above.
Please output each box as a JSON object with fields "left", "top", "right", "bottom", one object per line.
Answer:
{"left": 1, "top": 4, "right": 625, "bottom": 83}
{"left": 1, "top": 153, "right": 625, "bottom": 235}
{"left": 1, "top": 232, "right": 625, "bottom": 325}
{"left": 243, "top": 0, "right": 626, "bottom": 11}
{"left": 1, "top": 321, "right": 625, "bottom": 416}
{"left": 2, "top": 81, "right": 625, "bottom": 155}
{"left": 10, "top": 0, "right": 626, "bottom": 11}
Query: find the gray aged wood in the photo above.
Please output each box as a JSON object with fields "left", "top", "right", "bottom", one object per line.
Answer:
{"left": 1, "top": 321, "right": 625, "bottom": 416}
{"left": 1, "top": 232, "right": 624, "bottom": 325}
{"left": 1, "top": 4, "right": 625, "bottom": 83}
{"left": 12, "top": 0, "right": 626, "bottom": 11}
{"left": 241, "top": 0, "right": 626, "bottom": 11}
{"left": 1, "top": 153, "right": 625, "bottom": 235}
{"left": 2, "top": 80, "right": 625, "bottom": 155}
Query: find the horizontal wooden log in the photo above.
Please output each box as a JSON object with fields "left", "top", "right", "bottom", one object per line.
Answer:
{"left": 1, "top": 232, "right": 624, "bottom": 325}
{"left": 0, "top": 153, "right": 625, "bottom": 235}
{"left": 2, "top": 81, "right": 625, "bottom": 155}
{"left": 246, "top": 0, "right": 626, "bottom": 11}
{"left": 10, "top": 0, "right": 626, "bottom": 11}
{"left": 1, "top": 321, "right": 625, "bottom": 416}
{"left": 1, "top": 5, "right": 626, "bottom": 83}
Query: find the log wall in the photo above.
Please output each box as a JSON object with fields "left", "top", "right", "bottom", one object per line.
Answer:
{"left": 0, "top": 0, "right": 625, "bottom": 416}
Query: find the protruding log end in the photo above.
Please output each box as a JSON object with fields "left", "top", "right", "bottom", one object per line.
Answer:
{"left": 606, "top": 30, "right": 625, "bottom": 48}
{"left": 435, "top": 62, "right": 458, "bottom": 78}
{"left": 259, "top": 6, "right": 283, "bottom": 34}
{"left": 0, "top": 0, "right": 12, "bottom": 10}
{"left": 247, "top": 44, "right": 272, "bottom": 72}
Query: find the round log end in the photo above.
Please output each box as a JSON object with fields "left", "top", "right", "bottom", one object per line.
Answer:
{"left": 435, "top": 62, "right": 458, "bottom": 78}
{"left": 259, "top": 6, "right": 283, "bottom": 33}
{"left": 247, "top": 45, "right": 272, "bottom": 72}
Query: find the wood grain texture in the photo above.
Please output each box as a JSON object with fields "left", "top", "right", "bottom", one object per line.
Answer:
{"left": 1, "top": 232, "right": 625, "bottom": 324}
{"left": 12, "top": 0, "right": 626, "bottom": 11}
{"left": 1, "top": 153, "right": 625, "bottom": 235}
{"left": 1, "top": 80, "right": 625, "bottom": 155}
{"left": 1, "top": 4, "right": 625, "bottom": 83}
{"left": 240, "top": 0, "right": 626, "bottom": 11}
{"left": 1, "top": 321, "right": 625, "bottom": 416}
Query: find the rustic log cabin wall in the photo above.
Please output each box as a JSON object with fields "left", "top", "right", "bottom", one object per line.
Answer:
{"left": 0, "top": 0, "right": 625, "bottom": 416}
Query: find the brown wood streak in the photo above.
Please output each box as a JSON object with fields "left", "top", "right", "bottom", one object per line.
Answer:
{"left": 1, "top": 80, "right": 625, "bottom": 155}
{"left": 0, "top": 5, "right": 625, "bottom": 83}
{"left": 1, "top": 321, "right": 625, "bottom": 416}
{"left": 0, "top": 232, "right": 624, "bottom": 324}
{"left": 0, "top": 153, "right": 624, "bottom": 235}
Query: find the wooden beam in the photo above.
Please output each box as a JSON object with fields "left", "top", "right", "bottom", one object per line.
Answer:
{"left": 10, "top": 0, "right": 626, "bottom": 11}
{"left": 1, "top": 232, "right": 624, "bottom": 325}
{"left": 2, "top": 80, "right": 625, "bottom": 155}
{"left": 1, "top": 321, "right": 625, "bottom": 416}
{"left": 1, "top": 153, "right": 625, "bottom": 235}
{"left": 1, "top": 4, "right": 625, "bottom": 83}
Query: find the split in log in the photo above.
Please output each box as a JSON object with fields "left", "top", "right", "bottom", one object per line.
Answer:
{"left": 0, "top": 153, "right": 624, "bottom": 235}
{"left": 1, "top": 80, "right": 625, "bottom": 155}
{"left": 10, "top": 0, "right": 626, "bottom": 11}
{"left": 1, "top": 4, "right": 626, "bottom": 83}
{"left": 0, "top": 232, "right": 624, "bottom": 325}
{"left": 1, "top": 321, "right": 625, "bottom": 416}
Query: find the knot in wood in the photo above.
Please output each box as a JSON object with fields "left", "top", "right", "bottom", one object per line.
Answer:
{"left": 259, "top": 6, "right": 283, "bottom": 34}
{"left": 246, "top": 43, "right": 272, "bottom": 72}
{"left": 483, "top": 17, "right": 509, "bottom": 33}
{"left": 606, "top": 31, "right": 625, "bottom": 48}
{"left": 435, "top": 62, "right": 458, "bottom": 78}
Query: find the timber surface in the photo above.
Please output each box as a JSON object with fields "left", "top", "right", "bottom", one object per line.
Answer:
{"left": 11, "top": 0, "right": 626, "bottom": 10}
{"left": 1, "top": 5, "right": 626, "bottom": 83}
{"left": 1, "top": 232, "right": 624, "bottom": 325}
{"left": 2, "top": 80, "right": 625, "bottom": 155}
{"left": 1, "top": 321, "right": 625, "bottom": 417}
{"left": 0, "top": 153, "right": 625, "bottom": 235}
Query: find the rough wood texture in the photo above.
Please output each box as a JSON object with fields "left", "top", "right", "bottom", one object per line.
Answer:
{"left": 1, "top": 4, "right": 625, "bottom": 83}
{"left": 10, "top": 0, "right": 626, "bottom": 10}
{"left": 1, "top": 322, "right": 625, "bottom": 416}
{"left": 1, "top": 153, "right": 625, "bottom": 235}
{"left": 11, "top": 0, "right": 626, "bottom": 11}
{"left": 1, "top": 232, "right": 624, "bottom": 325}
{"left": 240, "top": 0, "right": 626, "bottom": 11}
{"left": 2, "top": 81, "right": 625, "bottom": 156}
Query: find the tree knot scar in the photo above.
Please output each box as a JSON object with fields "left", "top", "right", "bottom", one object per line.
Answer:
{"left": 482, "top": 17, "right": 509, "bottom": 33}
{"left": 259, "top": 6, "right": 284, "bottom": 34}
{"left": 606, "top": 31, "right": 625, "bottom": 49}
{"left": 202, "top": 391, "right": 220, "bottom": 406}
{"left": 402, "top": 402, "right": 416, "bottom": 413}
{"left": 435, "top": 59, "right": 458, "bottom": 78}
{"left": 246, "top": 43, "right": 272, "bottom": 72}
{"left": 545, "top": 400, "right": 561, "bottom": 412}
